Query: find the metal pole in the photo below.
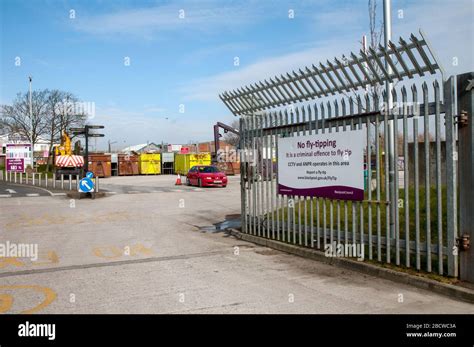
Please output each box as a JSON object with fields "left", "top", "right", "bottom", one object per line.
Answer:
{"left": 29, "top": 76, "right": 34, "bottom": 170}
{"left": 85, "top": 125, "right": 89, "bottom": 175}
{"left": 384, "top": 0, "right": 396, "bottom": 239}
{"left": 458, "top": 72, "right": 473, "bottom": 282}
{"left": 445, "top": 76, "right": 457, "bottom": 277}
{"left": 362, "top": 35, "right": 370, "bottom": 95}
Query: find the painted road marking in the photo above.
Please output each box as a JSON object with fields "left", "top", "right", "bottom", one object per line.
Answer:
{"left": 0, "top": 251, "right": 59, "bottom": 269}
{"left": 51, "top": 193, "right": 66, "bottom": 196}
{"left": 5, "top": 189, "right": 17, "bottom": 194}
{"left": 0, "top": 285, "right": 56, "bottom": 314}
{"left": 106, "top": 191, "right": 117, "bottom": 194}
{"left": 26, "top": 193, "right": 40, "bottom": 197}
{"left": 93, "top": 243, "right": 153, "bottom": 259}
{"left": 193, "top": 188, "right": 203, "bottom": 192}
{"left": 0, "top": 194, "right": 11, "bottom": 198}
{"left": 174, "top": 189, "right": 183, "bottom": 192}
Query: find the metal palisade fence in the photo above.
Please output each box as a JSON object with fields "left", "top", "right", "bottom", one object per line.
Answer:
{"left": 1, "top": 171, "right": 99, "bottom": 193}
{"left": 220, "top": 31, "right": 461, "bottom": 277}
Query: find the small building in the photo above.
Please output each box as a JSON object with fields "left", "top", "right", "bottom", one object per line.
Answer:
{"left": 122, "top": 142, "right": 161, "bottom": 154}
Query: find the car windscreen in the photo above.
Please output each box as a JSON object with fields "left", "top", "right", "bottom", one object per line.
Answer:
{"left": 198, "top": 166, "right": 219, "bottom": 173}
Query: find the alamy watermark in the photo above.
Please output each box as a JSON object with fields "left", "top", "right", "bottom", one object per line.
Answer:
{"left": 0, "top": 241, "right": 38, "bottom": 261}
{"left": 216, "top": 147, "right": 258, "bottom": 166}
{"left": 324, "top": 242, "right": 365, "bottom": 261}
{"left": 54, "top": 100, "right": 96, "bottom": 120}
{"left": 18, "top": 321, "right": 55, "bottom": 341}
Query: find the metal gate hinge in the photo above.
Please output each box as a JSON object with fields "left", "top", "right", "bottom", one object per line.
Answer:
{"left": 456, "top": 233, "right": 470, "bottom": 251}
{"left": 456, "top": 111, "right": 469, "bottom": 128}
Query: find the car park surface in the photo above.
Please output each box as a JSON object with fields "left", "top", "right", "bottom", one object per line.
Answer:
{"left": 0, "top": 174, "right": 473, "bottom": 314}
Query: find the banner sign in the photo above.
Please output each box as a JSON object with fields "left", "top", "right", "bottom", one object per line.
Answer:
{"left": 277, "top": 130, "right": 365, "bottom": 201}
{"left": 6, "top": 143, "right": 32, "bottom": 173}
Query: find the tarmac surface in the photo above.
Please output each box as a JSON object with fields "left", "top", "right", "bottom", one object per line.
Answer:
{"left": 0, "top": 175, "right": 473, "bottom": 313}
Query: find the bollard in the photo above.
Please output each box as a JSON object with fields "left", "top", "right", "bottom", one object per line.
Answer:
{"left": 20, "top": 173, "right": 22, "bottom": 184}
{"left": 45, "top": 174, "right": 48, "bottom": 188}
{"left": 95, "top": 176, "right": 99, "bottom": 192}
{"left": 53, "top": 174, "right": 56, "bottom": 189}
{"left": 26, "top": 173, "right": 29, "bottom": 185}
{"left": 14, "top": 172, "right": 17, "bottom": 183}
{"left": 61, "top": 174, "right": 64, "bottom": 189}
{"left": 38, "top": 173, "right": 42, "bottom": 187}
{"left": 69, "top": 175, "right": 72, "bottom": 190}
{"left": 32, "top": 173, "right": 35, "bottom": 186}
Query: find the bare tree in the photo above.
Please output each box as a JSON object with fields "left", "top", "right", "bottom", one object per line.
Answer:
{"left": 1, "top": 89, "right": 87, "bottom": 170}
{"left": 1, "top": 90, "right": 51, "bottom": 149}
{"left": 222, "top": 119, "right": 240, "bottom": 147}
{"left": 367, "top": 0, "right": 384, "bottom": 97}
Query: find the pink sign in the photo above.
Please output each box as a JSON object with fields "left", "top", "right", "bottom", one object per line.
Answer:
{"left": 6, "top": 158, "right": 24, "bottom": 173}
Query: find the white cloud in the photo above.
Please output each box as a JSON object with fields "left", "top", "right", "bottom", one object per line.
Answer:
{"left": 72, "top": 1, "right": 272, "bottom": 39}
{"left": 390, "top": 0, "right": 473, "bottom": 76}
{"left": 179, "top": 0, "right": 473, "bottom": 103}
{"left": 179, "top": 36, "right": 360, "bottom": 102}
{"left": 92, "top": 105, "right": 222, "bottom": 149}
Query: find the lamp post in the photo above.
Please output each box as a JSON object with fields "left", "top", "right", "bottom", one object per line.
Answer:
{"left": 29, "top": 76, "right": 34, "bottom": 168}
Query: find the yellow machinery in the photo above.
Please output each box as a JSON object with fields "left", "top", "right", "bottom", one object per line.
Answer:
{"left": 174, "top": 153, "right": 211, "bottom": 175}
{"left": 55, "top": 131, "right": 72, "bottom": 156}
{"left": 53, "top": 131, "right": 84, "bottom": 179}
{"left": 138, "top": 153, "right": 161, "bottom": 175}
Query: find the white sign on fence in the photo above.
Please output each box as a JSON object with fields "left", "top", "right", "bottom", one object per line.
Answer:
{"left": 277, "top": 130, "right": 365, "bottom": 201}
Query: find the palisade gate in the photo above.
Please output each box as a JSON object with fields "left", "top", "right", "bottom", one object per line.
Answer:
{"left": 220, "top": 30, "right": 473, "bottom": 279}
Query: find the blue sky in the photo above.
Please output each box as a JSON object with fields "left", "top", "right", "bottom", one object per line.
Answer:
{"left": 1, "top": 0, "right": 472, "bottom": 150}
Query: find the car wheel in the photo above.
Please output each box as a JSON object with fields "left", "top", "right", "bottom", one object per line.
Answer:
{"left": 186, "top": 177, "right": 191, "bottom": 186}
{"left": 198, "top": 178, "right": 202, "bottom": 187}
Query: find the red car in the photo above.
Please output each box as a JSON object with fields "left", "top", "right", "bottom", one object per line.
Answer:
{"left": 186, "top": 165, "right": 227, "bottom": 187}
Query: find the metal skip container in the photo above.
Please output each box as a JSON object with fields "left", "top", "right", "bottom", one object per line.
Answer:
{"left": 174, "top": 153, "right": 211, "bottom": 175}
{"left": 139, "top": 153, "right": 161, "bottom": 175}
{"left": 161, "top": 152, "right": 174, "bottom": 174}
{"left": 118, "top": 153, "right": 139, "bottom": 175}
{"left": 88, "top": 153, "right": 112, "bottom": 178}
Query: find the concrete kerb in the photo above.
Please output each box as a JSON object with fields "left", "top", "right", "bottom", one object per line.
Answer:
{"left": 66, "top": 191, "right": 107, "bottom": 199}
{"left": 0, "top": 181, "right": 56, "bottom": 196}
{"left": 228, "top": 228, "right": 474, "bottom": 304}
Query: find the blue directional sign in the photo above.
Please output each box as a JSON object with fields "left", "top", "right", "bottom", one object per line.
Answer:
{"left": 86, "top": 171, "right": 94, "bottom": 179}
{"left": 79, "top": 177, "right": 94, "bottom": 193}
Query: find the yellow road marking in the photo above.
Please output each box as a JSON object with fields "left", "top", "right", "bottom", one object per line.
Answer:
{"left": 0, "top": 251, "right": 59, "bottom": 268}
{"left": 0, "top": 285, "right": 56, "bottom": 314}
{"left": 93, "top": 243, "right": 153, "bottom": 259}
{"left": 0, "top": 258, "right": 25, "bottom": 269}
